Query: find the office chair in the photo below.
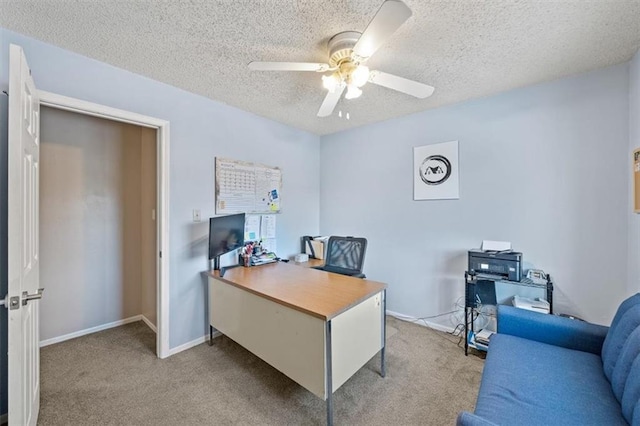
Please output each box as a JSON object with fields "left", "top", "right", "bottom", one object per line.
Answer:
{"left": 313, "top": 236, "right": 367, "bottom": 278}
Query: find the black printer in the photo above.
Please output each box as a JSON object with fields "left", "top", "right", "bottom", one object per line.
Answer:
{"left": 468, "top": 249, "right": 522, "bottom": 282}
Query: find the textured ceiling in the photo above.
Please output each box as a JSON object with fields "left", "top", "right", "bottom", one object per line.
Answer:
{"left": 2, "top": 1, "right": 640, "bottom": 135}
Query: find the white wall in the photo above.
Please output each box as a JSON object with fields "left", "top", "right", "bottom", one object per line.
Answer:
{"left": 320, "top": 64, "right": 630, "bottom": 327}
{"left": 629, "top": 49, "right": 640, "bottom": 295}
{"left": 40, "top": 107, "right": 147, "bottom": 341}
{"left": 0, "top": 28, "right": 321, "bottom": 353}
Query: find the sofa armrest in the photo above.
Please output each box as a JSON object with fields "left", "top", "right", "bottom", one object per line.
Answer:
{"left": 497, "top": 305, "right": 608, "bottom": 355}
{"left": 456, "top": 412, "right": 498, "bottom": 426}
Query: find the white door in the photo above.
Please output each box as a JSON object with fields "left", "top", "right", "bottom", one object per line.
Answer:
{"left": 7, "top": 43, "right": 42, "bottom": 426}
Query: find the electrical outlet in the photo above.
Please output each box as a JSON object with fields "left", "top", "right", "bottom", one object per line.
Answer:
{"left": 193, "top": 209, "right": 201, "bottom": 222}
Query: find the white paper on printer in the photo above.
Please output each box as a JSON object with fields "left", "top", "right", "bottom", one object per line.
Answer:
{"left": 475, "top": 329, "right": 494, "bottom": 340}
{"left": 513, "top": 295, "right": 550, "bottom": 314}
{"left": 481, "top": 240, "right": 512, "bottom": 252}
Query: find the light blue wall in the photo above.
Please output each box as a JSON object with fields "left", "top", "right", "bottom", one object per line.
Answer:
{"left": 320, "top": 64, "right": 630, "bottom": 328}
{"left": 630, "top": 49, "right": 640, "bottom": 295}
{"left": 0, "top": 28, "right": 321, "bottom": 415}
{"left": 0, "top": 92, "right": 7, "bottom": 418}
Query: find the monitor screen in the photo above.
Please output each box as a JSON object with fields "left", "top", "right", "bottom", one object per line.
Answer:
{"left": 208, "top": 213, "right": 245, "bottom": 260}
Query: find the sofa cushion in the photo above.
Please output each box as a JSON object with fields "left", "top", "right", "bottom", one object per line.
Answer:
{"left": 475, "top": 333, "right": 627, "bottom": 426}
{"left": 602, "top": 293, "right": 640, "bottom": 378}
{"left": 602, "top": 304, "right": 640, "bottom": 383}
{"left": 621, "top": 355, "right": 640, "bottom": 425}
{"left": 497, "top": 305, "right": 608, "bottom": 354}
{"left": 612, "top": 326, "right": 640, "bottom": 403}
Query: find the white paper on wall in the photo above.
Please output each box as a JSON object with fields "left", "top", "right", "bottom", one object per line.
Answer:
{"left": 261, "top": 238, "right": 277, "bottom": 254}
{"left": 413, "top": 140, "right": 459, "bottom": 200}
{"left": 260, "top": 215, "right": 277, "bottom": 239}
{"left": 244, "top": 215, "right": 261, "bottom": 241}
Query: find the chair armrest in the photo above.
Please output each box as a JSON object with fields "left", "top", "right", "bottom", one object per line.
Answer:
{"left": 314, "top": 265, "right": 366, "bottom": 279}
{"left": 497, "top": 305, "right": 608, "bottom": 355}
{"left": 456, "top": 412, "right": 498, "bottom": 426}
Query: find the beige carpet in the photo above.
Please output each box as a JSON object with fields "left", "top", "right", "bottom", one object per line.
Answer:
{"left": 38, "top": 317, "right": 484, "bottom": 425}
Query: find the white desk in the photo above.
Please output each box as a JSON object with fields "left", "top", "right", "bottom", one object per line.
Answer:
{"left": 207, "top": 262, "right": 387, "bottom": 426}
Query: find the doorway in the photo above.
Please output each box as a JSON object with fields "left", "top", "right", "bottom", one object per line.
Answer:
{"left": 37, "top": 91, "right": 170, "bottom": 358}
{"left": 39, "top": 106, "right": 158, "bottom": 352}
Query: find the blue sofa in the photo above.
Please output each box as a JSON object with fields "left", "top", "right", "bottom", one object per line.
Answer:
{"left": 457, "top": 293, "right": 640, "bottom": 426}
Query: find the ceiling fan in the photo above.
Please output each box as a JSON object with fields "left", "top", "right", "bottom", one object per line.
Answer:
{"left": 248, "top": 0, "right": 434, "bottom": 118}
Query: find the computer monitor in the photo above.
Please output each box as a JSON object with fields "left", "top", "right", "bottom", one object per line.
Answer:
{"left": 208, "top": 213, "right": 245, "bottom": 260}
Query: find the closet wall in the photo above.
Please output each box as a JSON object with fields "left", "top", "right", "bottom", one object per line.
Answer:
{"left": 40, "top": 107, "right": 156, "bottom": 342}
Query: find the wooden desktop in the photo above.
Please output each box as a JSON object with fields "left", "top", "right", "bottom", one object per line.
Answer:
{"left": 207, "top": 261, "right": 387, "bottom": 426}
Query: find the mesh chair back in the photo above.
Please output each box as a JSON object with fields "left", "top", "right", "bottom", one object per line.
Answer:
{"left": 322, "top": 236, "right": 367, "bottom": 278}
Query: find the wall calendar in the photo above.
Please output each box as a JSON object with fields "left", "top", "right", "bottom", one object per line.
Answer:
{"left": 215, "top": 157, "right": 282, "bottom": 214}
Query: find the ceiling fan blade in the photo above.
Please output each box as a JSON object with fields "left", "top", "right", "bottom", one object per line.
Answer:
{"left": 248, "top": 62, "right": 331, "bottom": 72}
{"left": 369, "top": 71, "right": 434, "bottom": 98}
{"left": 317, "top": 85, "right": 346, "bottom": 117}
{"left": 352, "top": 0, "right": 412, "bottom": 60}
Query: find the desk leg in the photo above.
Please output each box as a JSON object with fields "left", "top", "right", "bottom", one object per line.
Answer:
{"left": 209, "top": 325, "right": 214, "bottom": 346}
{"left": 325, "top": 320, "right": 333, "bottom": 426}
{"left": 381, "top": 290, "right": 386, "bottom": 378}
{"left": 547, "top": 279, "right": 554, "bottom": 315}
{"left": 464, "top": 307, "right": 468, "bottom": 356}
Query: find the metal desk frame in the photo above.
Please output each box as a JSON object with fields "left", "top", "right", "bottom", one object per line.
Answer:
{"left": 208, "top": 264, "right": 387, "bottom": 426}
{"left": 464, "top": 271, "right": 553, "bottom": 356}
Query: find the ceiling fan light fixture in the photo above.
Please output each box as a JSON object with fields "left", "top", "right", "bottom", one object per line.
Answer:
{"left": 249, "top": 1, "right": 431, "bottom": 118}
{"left": 345, "top": 84, "right": 362, "bottom": 100}
{"left": 322, "top": 73, "right": 341, "bottom": 92}
{"left": 351, "top": 65, "right": 370, "bottom": 87}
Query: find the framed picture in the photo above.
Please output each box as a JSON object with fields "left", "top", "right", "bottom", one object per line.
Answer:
{"left": 413, "top": 141, "right": 459, "bottom": 200}
{"left": 634, "top": 148, "right": 640, "bottom": 213}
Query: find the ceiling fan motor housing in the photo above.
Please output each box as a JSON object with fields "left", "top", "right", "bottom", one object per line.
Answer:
{"left": 328, "top": 31, "right": 362, "bottom": 67}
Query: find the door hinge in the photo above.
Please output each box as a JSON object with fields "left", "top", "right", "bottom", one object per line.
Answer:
{"left": 159, "top": 251, "right": 162, "bottom": 258}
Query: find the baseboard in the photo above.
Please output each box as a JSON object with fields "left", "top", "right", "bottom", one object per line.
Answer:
{"left": 39, "top": 315, "right": 143, "bottom": 347}
{"left": 167, "top": 329, "right": 222, "bottom": 357}
{"left": 386, "top": 309, "right": 456, "bottom": 334}
{"left": 141, "top": 315, "right": 157, "bottom": 334}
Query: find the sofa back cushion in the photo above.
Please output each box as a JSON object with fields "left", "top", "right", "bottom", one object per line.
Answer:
{"left": 620, "top": 355, "right": 640, "bottom": 425}
{"left": 602, "top": 293, "right": 640, "bottom": 381}
{"left": 611, "top": 326, "right": 640, "bottom": 421}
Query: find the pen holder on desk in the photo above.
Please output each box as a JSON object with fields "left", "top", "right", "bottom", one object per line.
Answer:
{"left": 243, "top": 254, "right": 251, "bottom": 267}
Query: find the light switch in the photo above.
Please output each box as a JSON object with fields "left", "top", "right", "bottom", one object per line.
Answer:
{"left": 193, "top": 209, "right": 201, "bottom": 222}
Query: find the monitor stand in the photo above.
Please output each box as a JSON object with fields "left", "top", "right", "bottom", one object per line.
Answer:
{"left": 213, "top": 255, "right": 242, "bottom": 278}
